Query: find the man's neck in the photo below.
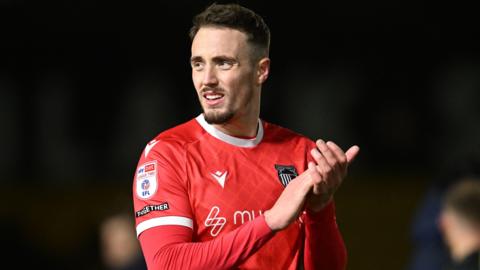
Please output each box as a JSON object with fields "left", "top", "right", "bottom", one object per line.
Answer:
{"left": 213, "top": 113, "right": 259, "bottom": 138}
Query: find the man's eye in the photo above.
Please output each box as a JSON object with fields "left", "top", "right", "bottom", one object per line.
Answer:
{"left": 191, "top": 62, "right": 204, "bottom": 70}
{"left": 218, "top": 61, "right": 233, "bottom": 70}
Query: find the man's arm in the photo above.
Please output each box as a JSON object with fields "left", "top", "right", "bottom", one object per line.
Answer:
{"left": 140, "top": 216, "right": 272, "bottom": 270}
{"left": 302, "top": 139, "right": 359, "bottom": 269}
{"left": 303, "top": 201, "right": 347, "bottom": 270}
{"left": 139, "top": 164, "right": 323, "bottom": 270}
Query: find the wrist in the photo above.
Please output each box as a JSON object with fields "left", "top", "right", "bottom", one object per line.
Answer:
{"left": 306, "top": 196, "right": 333, "bottom": 213}
{"left": 263, "top": 210, "right": 280, "bottom": 232}
{"left": 305, "top": 200, "right": 336, "bottom": 224}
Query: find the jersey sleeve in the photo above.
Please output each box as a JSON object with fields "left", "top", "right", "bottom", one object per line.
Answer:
{"left": 139, "top": 215, "right": 274, "bottom": 270}
{"left": 303, "top": 201, "right": 347, "bottom": 270}
{"left": 302, "top": 140, "right": 347, "bottom": 270}
{"left": 133, "top": 139, "right": 194, "bottom": 237}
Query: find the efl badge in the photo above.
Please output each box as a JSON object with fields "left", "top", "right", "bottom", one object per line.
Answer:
{"left": 136, "top": 161, "right": 158, "bottom": 199}
{"left": 275, "top": 164, "right": 298, "bottom": 187}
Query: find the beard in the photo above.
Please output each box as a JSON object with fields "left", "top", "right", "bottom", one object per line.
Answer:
{"left": 200, "top": 86, "right": 235, "bottom": 124}
{"left": 199, "top": 85, "right": 254, "bottom": 125}
{"left": 203, "top": 108, "right": 235, "bottom": 124}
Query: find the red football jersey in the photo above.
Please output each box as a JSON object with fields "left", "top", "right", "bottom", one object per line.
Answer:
{"left": 133, "top": 114, "right": 346, "bottom": 269}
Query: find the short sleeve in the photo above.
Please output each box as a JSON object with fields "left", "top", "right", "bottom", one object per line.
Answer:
{"left": 133, "top": 139, "right": 194, "bottom": 237}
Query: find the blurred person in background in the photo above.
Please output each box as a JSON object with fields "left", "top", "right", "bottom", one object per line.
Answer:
{"left": 408, "top": 154, "right": 480, "bottom": 270}
{"left": 439, "top": 179, "right": 480, "bottom": 270}
{"left": 100, "top": 213, "right": 146, "bottom": 270}
{"left": 132, "top": 3, "right": 359, "bottom": 270}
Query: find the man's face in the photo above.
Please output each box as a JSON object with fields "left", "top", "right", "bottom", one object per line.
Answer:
{"left": 191, "top": 27, "right": 258, "bottom": 124}
{"left": 439, "top": 208, "right": 479, "bottom": 256}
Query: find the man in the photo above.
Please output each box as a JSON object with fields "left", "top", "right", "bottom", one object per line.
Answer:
{"left": 132, "top": 3, "right": 359, "bottom": 269}
{"left": 439, "top": 179, "right": 480, "bottom": 270}
{"left": 99, "top": 213, "right": 146, "bottom": 270}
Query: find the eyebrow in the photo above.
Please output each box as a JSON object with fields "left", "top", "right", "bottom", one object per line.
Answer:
{"left": 190, "top": 56, "right": 203, "bottom": 63}
{"left": 213, "top": 56, "right": 237, "bottom": 64}
{"left": 190, "top": 55, "right": 237, "bottom": 63}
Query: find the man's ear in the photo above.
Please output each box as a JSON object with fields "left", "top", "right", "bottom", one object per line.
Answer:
{"left": 257, "top": 58, "right": 270, "bottom": 84}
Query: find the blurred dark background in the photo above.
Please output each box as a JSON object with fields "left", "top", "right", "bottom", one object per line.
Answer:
{"left": 1, "top": 0, "right": 480, "bottom": 269}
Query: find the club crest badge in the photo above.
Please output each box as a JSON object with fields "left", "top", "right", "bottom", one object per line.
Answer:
{"left": 274, "top": 164, "right": 298, "bottom": 187}
{"left": 136, "top": 161, "right": 158, "bottom": 199}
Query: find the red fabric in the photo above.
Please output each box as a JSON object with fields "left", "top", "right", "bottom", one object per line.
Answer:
{"left": 133, "top": 115, "right": 347, "bottom": 269}
{"left": 303, "top": 202, "right": 347, "bottom": 270}
{"left": 139, "top": 216, "right": 274, "bottom": 270}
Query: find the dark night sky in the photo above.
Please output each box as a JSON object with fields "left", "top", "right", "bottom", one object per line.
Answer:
{"left": 3, "top": 1, "right": 479, "bottom": 183}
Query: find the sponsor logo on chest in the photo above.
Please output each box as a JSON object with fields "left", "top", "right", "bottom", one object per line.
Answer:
{"left": 204, "top": 206, "right": 265, "bottom": 237}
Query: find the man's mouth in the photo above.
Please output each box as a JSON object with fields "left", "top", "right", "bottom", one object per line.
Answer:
{"left": 204, "top": 93, "right": 224, "bottom": 100}
{"left": 203, "top": 91, "right": 225, "bottom": 106}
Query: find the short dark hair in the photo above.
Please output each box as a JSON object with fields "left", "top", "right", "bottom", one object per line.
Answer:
{"left": 189, "top": 3, "right": 270, "bottom": 60}
{"left": 443, "top": 179, "right": 480, "bottom": 227}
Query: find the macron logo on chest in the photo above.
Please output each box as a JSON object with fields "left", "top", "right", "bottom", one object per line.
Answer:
{"left": 210, "top": 170, "right": 228, "bottom": 188}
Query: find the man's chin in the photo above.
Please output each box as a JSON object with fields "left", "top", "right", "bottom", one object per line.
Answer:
{"left": 203, "top": 110, "right": 234, "bottom": 125}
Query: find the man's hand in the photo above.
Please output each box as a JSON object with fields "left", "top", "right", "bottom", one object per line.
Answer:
{"left": 264, "top": 140, "right": 359, "bottom": 231}
{"left": 306, "top": 140, "right": 360, "bottom": 212}
{"left": 264, "top": 162, "right": 322, "bottom": 231}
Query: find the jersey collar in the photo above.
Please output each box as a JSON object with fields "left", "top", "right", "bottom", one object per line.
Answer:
{"left": 195, "top": 114, "right": 264, "bottom": 148}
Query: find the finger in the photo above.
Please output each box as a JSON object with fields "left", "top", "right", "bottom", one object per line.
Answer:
{"left": 308, "top": 161, "right": 322, "bottom": 185}
{"left": 312, "top": 182, "right": 319, "bottom": 195}
{"left": 345, "top": 145, "right": 360, "bottom": 164}
{"left": 308, "top": 162, "right": 322, "bottom": 194}
{"left": 311, "top": 148, "right": 340, "bottom": 190}
{"left": 325, "top": 141, "right": 348, "bottom": 172}
{"left": 307, "top": 161, "right": 316, "bottom": 175}
{"left": 310, "top": 148, "right": 332, "bottom": 178}
{"left": 315, "top": 139, "right": 340, "bottom": 169}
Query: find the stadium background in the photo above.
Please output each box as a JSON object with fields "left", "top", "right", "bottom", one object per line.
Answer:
{"left": 1, "top": 0, "right": 480, "bottom": 269}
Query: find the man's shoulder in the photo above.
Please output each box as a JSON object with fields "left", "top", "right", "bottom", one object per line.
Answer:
{"left": 141, "top": 117, "right": 205, "bottom": 158}
{"left": 154, "top": 117, "right": 203, "bottom": 144}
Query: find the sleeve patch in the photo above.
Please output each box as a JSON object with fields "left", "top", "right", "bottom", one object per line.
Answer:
{"left": 136, "top": 202, "right": 170, "bottom": 217}
{"left": 136, "top": 161, "right": 158, "bottom": 199}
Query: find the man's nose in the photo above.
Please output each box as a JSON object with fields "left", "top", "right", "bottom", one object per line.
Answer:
{"left": 202, "top": 66, "right": 218, "bottom": 86}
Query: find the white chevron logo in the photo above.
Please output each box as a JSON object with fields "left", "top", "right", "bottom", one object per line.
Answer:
{"left": 211, "top": 171, "right": 228, "bottom": 188}
{"left": 144, "top": 139, "right": 159, "bottom": 158}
